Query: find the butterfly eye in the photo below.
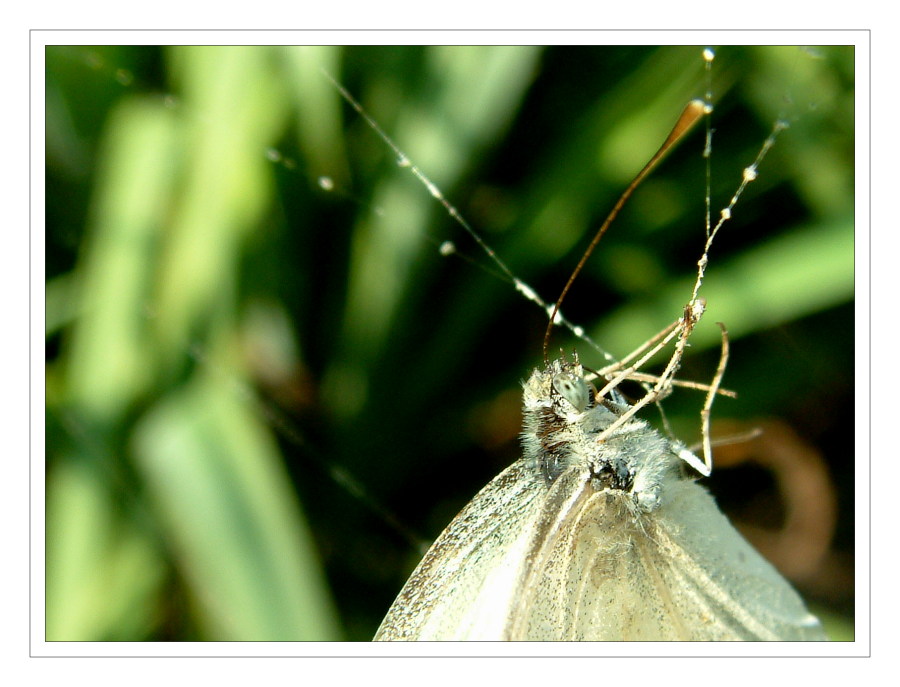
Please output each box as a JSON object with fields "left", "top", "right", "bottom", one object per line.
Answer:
{"left": 552, "top": 372, "right": 591, "bottom": 412}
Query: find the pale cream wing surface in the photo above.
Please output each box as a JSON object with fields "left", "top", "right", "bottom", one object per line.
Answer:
{"left": 642, "top": 478, "right": 826, "bottom": 640}
{"left": 511, "top": 469, "right": 826, "bottom": 640}
{"left": 374, "top": 458, "right": 548, "bottom": 640}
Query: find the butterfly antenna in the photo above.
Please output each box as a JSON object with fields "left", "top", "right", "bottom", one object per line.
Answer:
{"left": 542, "top": 99, "right": 708, "bottom": 364}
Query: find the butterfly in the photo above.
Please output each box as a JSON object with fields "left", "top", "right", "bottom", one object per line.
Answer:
{"left": 340, "top": 51, "right": 827, "bottom": 642}
{"left": 374, "top": 356, "right": 826, "bottom": 640}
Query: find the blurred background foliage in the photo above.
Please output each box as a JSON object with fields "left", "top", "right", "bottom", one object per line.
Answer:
{"left": 44, "top": 44, "right": 855, "bottom": 642}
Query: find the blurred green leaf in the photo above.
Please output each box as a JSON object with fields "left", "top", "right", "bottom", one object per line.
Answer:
{"left": 132, "top": 370, "right": 340, "bottom": 640}
{"left": 595, "top": 217, "right": 854, "bottom": 357}
{"left": 46, "top": 455, "right": 164, "bottom": 640}
{"left": 64, "top": 96, "right": 178, "bottom": 421}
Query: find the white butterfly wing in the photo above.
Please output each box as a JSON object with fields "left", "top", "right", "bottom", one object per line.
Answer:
{"left": 374, "top": 459, "right": 547, "bottom": 640}
{"left": 375, "top": 457, "right": 825, "bottom": 641}
{"left": 514, "top": 470, "right": 826, "bottom": 640}
{"left": 639, "top": 478, "right": 826, "bottom": 640}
